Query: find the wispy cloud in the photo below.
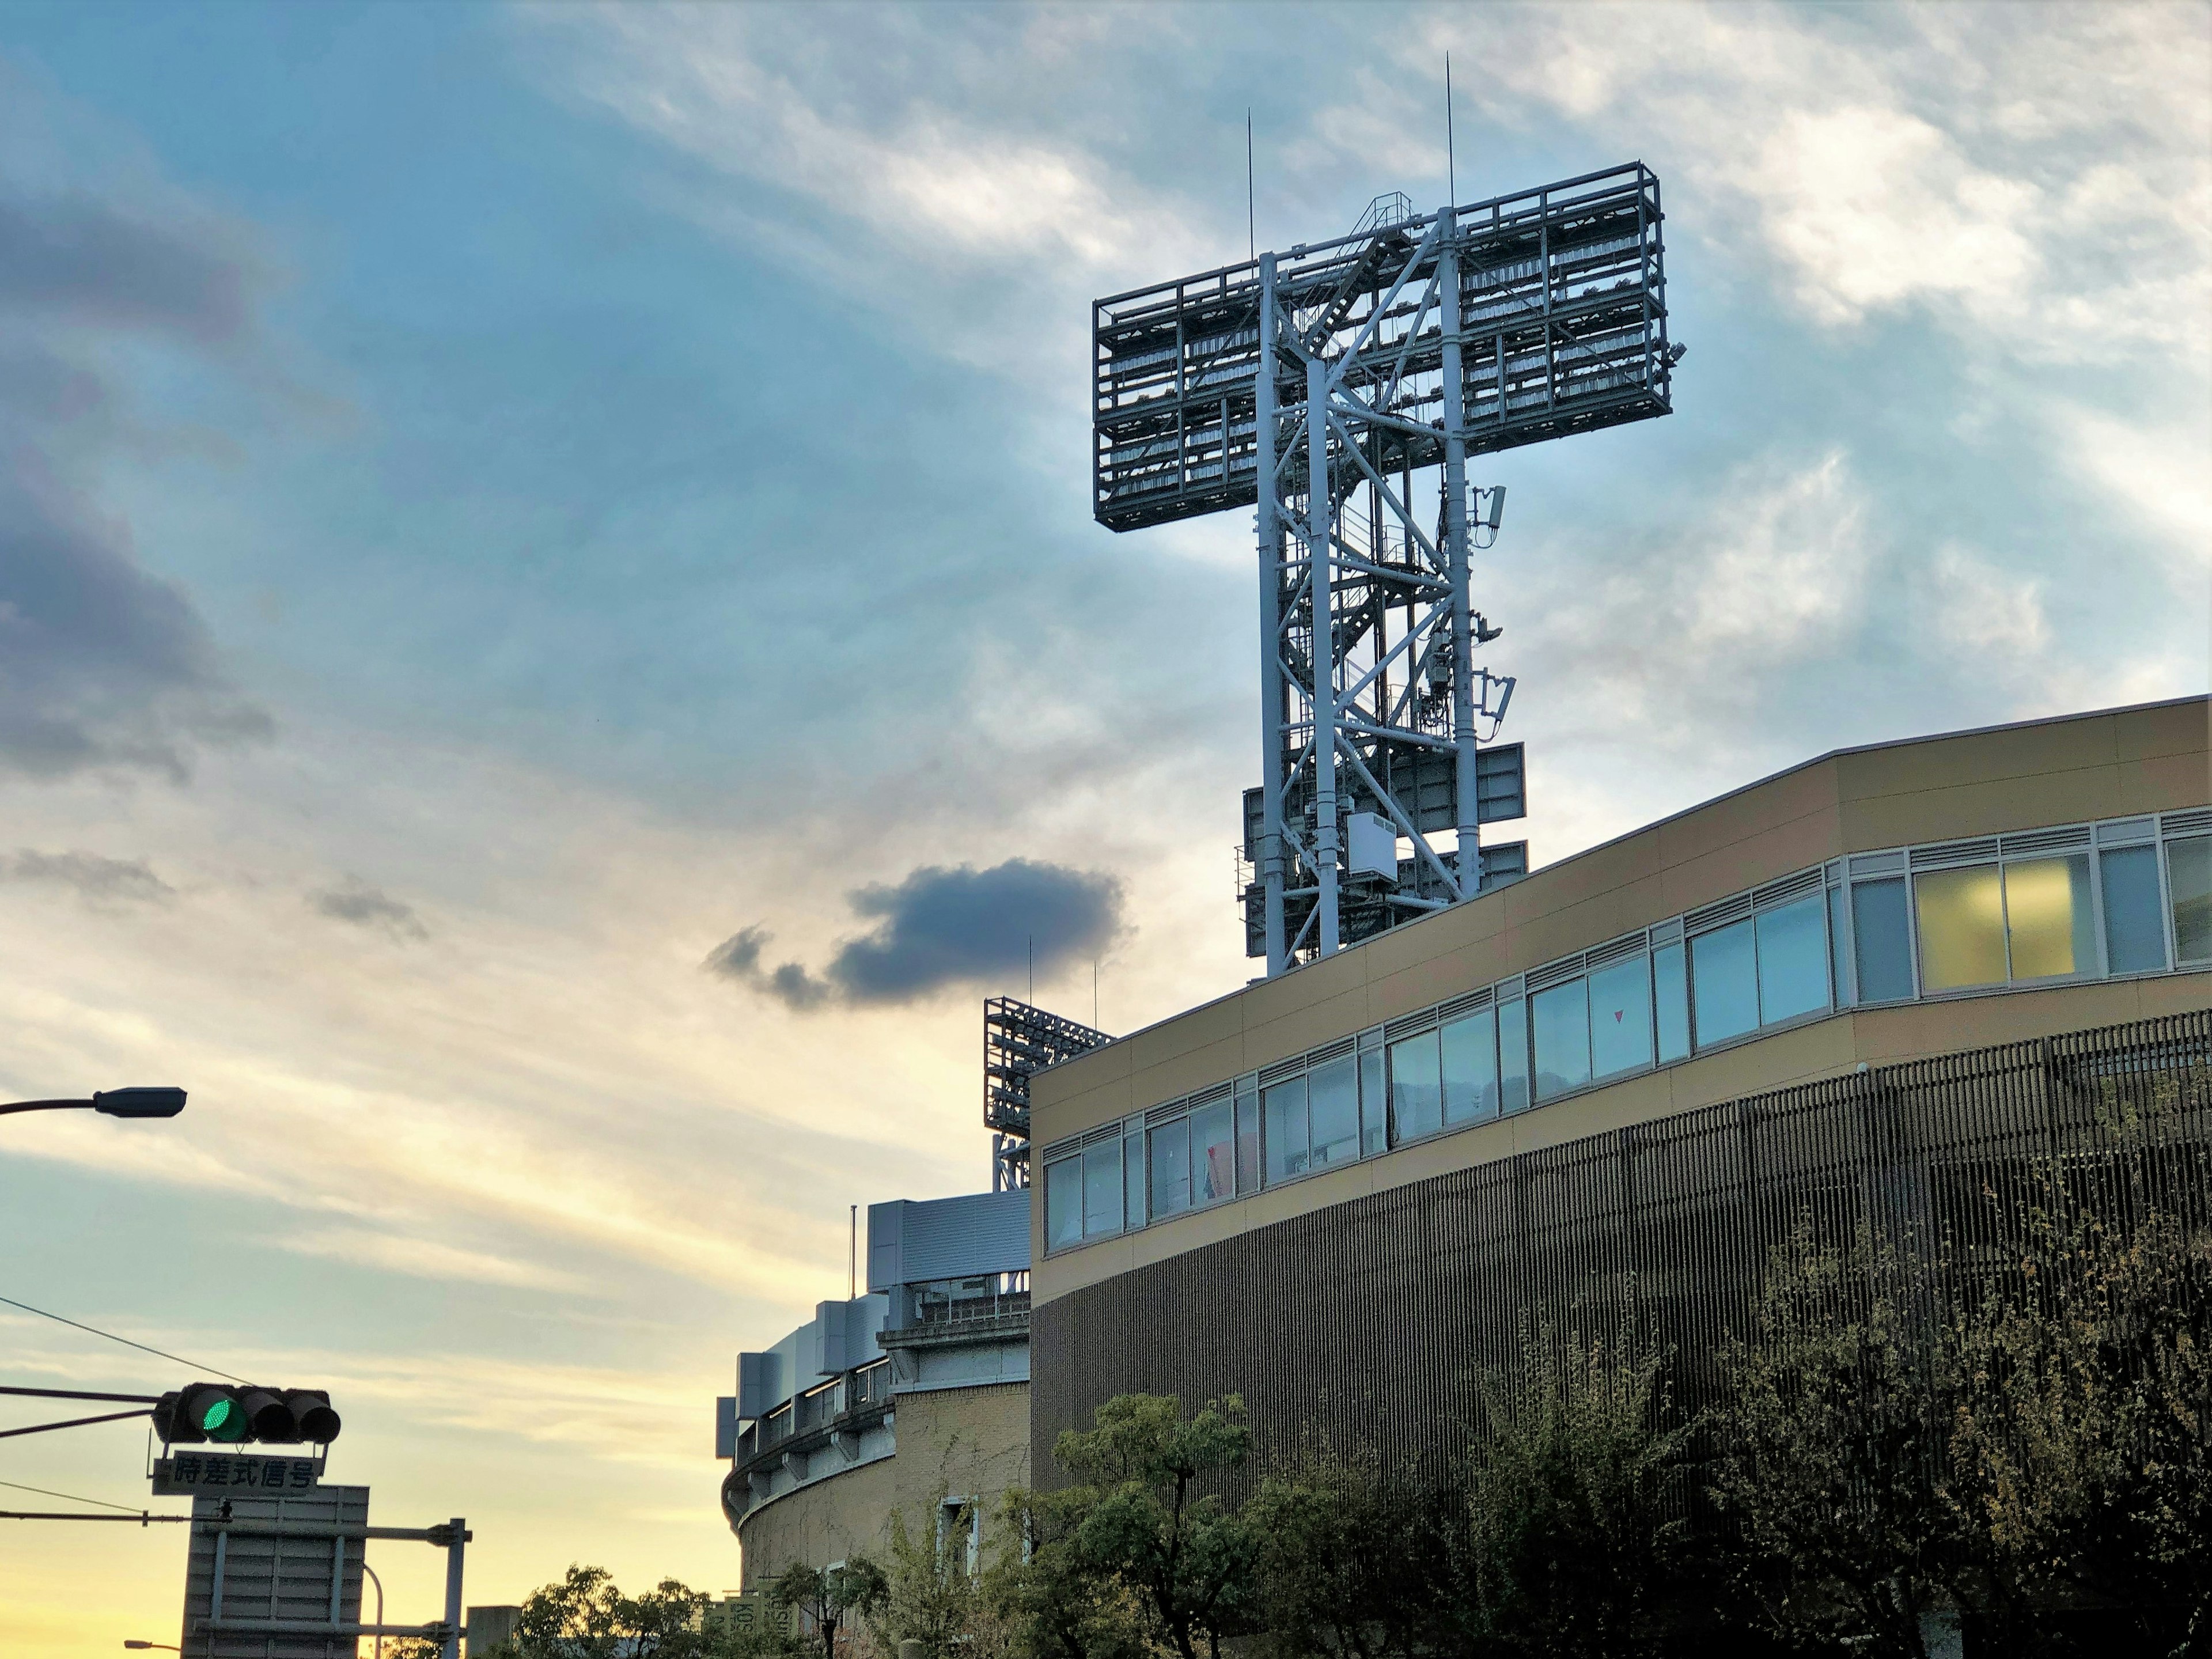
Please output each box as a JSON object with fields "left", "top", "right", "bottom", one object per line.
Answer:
{"left": 0, "top": 848, "right": 173, "bottom": 907}
{"left": 282, "top": 1227, "right": 591, "bottom": 1294}
{"left": 308, "top": 877, "right": 429, "bottom": 941}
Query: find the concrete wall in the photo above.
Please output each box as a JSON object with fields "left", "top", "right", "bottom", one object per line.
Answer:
{"left": 736, "top": 1381, "right": 1030, "bottom": 1591}
{"left": 1031, "top": 698, "right": 2210, "bottom": 1304}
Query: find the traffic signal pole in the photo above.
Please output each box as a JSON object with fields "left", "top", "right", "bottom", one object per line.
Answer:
{"left": 441, "top": 1517, "right": 468, "bottom": 1659}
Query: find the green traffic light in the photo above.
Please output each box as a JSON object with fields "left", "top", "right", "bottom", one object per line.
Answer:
{"left": 200, "top": 1396, "right": 249, "bottom": 1442}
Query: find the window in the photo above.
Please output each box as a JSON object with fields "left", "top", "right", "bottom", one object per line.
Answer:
{"left": 1756, "top": 893, "right": 1830, "bottom": 1024}
{"left": 1149, "top": 1117, "right": 1191, "bottom": 1218}
{"left": 1389, "top": 1029, "right": 1444, "bottom": 1141}
{"left": 1124, "top": 1132, "right": 1146, "bottom": 1230}
{"left": 1192, "top": 1099, "right": 1235, "bottom": 1204}
{"left": 1308, "top": 1056, "right": 1360, "bottom": 1169}
{"left": 2099, "top": 844, "right": 2165, "bottom": 975}
{"left": 2004, "top": 855, "right": 2094, "bottom": 980}
{"left": 1263, "top": 1077, "right": 1309, "bottom": 1183}
{"left": 1691, "top": 918, "right": 1758, "bottom": 1046}
{"left": 1653, "top": 943, "right": 1689, "bottom": 1063}
{"left": 1234, "top": 1084, "right": 1262, "bottom": 1194}
{"left": 1082, "top": 1140, "right": 1122, "bottom": 1237}
{"left": 1498, "top": 998, "right": 1531, "bottom": 1113}
{"left": 1358, "top": 1048, "right": 1388, "bottom": 1154}
{"left": 1852, "top": 878, "right": 1914, "bottom": 1002}
{"left": 1915, "top": 865, "right": 2005, "bottom": 991}
{"left": 2168, "top": 836, "right": 2211, "bottom": 964}
{"left": 1587, "top": 957, "right": 1652, "bottom": 1080}
{"left": 1531, "top": 978, "right": 1592, "bottom": 1102}
{"left": 1441, "top": 1008, "right": 1500, "bottom": 1124}
{"left": 1045, "top": 1157, "right": 1081, "bottom": 1250}
{"left": 1828, "top": 885, "right": 1851, "bottom": 1004}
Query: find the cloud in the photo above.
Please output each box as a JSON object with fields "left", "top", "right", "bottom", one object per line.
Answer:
{"left": 0, "top": 849, "right": 173, "bottom": 907}
{"left": 707, "top": 857, "right": 1124, "bottom": 1010}
{"left": 281, "top": 1226, "right": 589, "bottom": 1293}
{"left": 0, "top": 82, "right": 276, "bottom": 782}
{"left": 308, "top": 877, "right": 430, "bottom": 941}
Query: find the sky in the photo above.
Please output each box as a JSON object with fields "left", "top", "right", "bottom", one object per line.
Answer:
{"left": 0, "top": 1, "right": 2205, "bottom": 1650}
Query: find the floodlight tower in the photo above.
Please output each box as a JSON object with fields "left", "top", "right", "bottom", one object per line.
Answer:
{"left": 1091, "top": 163, "right": 1680, "bottom": 975}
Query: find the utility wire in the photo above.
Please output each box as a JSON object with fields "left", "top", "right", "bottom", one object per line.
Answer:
{"left": 0, "top": 1294, "right": 247, "bottom": 1384}
{"left": 0, "top": 1476, "right": 143, "bottom": 1513}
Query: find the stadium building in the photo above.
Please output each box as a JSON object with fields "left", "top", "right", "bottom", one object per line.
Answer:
{"left": 1027, "top": 698, "right": 2211, "bottom": 1472}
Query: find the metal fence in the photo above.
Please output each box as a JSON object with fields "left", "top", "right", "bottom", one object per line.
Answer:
{"left": 1031, "top": 1010, "right": 2212, "bottom": 1484}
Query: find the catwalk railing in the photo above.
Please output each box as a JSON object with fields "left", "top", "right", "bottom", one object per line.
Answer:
{"left": 1031, "top": 1010, "right": 2212, "bottom": 1484}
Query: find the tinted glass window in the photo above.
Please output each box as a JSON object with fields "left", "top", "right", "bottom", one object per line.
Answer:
{"left": 1498, "top": 999, "right": 1531, "bottom": 1113}
{"left": 2099, "top": 845, "right": 2166, "bottom": 975}
{"left": 1756, "top": 894, "right": 1830, "bottom": 1024}
{"left": 1263, "top": 1077, "right": 1308, "bottom": 1184}
{"left": 2005, "top": 855, "right": 2094, "bottom": 980}
{"left": 1531, "top": 978, "right": 1592, "bottom": 1102}
{"left": 1045, "top": 1157, "right": 1081, "bottom": 1249}
{"left": 1441, "top": 1009, "right": 1500, "bottom": 1124}
{"left": 1852, "top": 878, "right": 1914, "bottom": 1002}
{"left": 1389, "top": 1029, "right": 1443, "bottom": 1141}
{"left": 1828, "top": 886, "right": 1851, "bottom": 1003}
{"left": 1358, "top": 1049, "right": 1388, "bottom": 1155}
{"left": 1082, "top": 1140, "right": 1122, "bottom": 1236}
{"left": 2166, "top": 836, "right": 2210, "bottom": 964}
{"left": 1308, "top": 1056, "right": 1360, "bottom": 1168}
{"left": 1124, "top": 1134, "right": 1146, "bottom": 1229}
{"left": 1192, "top": 1100, "right": 1235, "bottom": 1204}
{"left": 1691, "top": 918, "right": 1758, "bottom": 1047}
{"left": 1653, "top": 944, "right": 1689, "bottom": 1063}
{"left": 1588, "top": 956, "right": 1653, "bottom": 1079}
{"left": 1916, "top": 865, "right": 2005, "bottom": 990}
{"left": 1149, "top": 1117, "right": 1191, "bottom": 1218}
{"left": 1234, "top": 1088, "right": 1261, "bottom": 1194}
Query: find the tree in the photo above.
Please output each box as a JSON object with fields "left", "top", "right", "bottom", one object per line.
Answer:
{"left": 1463, "top": 1310, "right": 1695, "bottom": 1659}
{"left": 982, "top": 1483, "right": 1151, "bottom": 1659}
{"left": 869, "top": 1491, "right": 983, "bottom": 1659}
{"left": 1049, "top": 1393, "right": 1259, "bottom": 1659}
{"left": 475, "top": 1565, "right": 726, "bottom": 1659}
{"left": 764, "top": 1557, "right": 887, "bottom": 1659}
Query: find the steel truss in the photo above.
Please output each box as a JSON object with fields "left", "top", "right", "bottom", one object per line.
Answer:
{"left": 984, "top": 996, "right": 1111, "bottom": 1190}
{"left": 1092, "top": 164, "right": 1676, "bottom": 976}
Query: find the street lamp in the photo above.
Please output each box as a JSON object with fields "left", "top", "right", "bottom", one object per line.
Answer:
{"left": 0, "top": 1088, "right": 186, "bottom": 1120}
{"left": 124, "top": 1645, "right": 181, "bottom": 1652}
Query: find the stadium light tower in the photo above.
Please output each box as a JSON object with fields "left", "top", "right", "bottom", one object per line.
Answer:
{"left": 1090, "top": 164, "right": 1680, "bottom": 975}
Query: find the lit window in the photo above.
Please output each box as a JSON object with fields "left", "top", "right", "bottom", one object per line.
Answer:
{"left": 2099, "top": 846, "right": 2165, "bottom": 975}
{"left": 1531, "top": 978, "right": 1592, "bottom": 1101}
{"left": 1082, "top": 1140, "right": 1122, "bottom": 1237}
{"left": 1915, "top": 866, "right": 2005, "bottom": 991}
{"left": 1756, "top": 894, "right": 1830, "bottom": 1024}
{"left": 1498, "top": 998, "right": 1531, "bottom": 1113}
{"left": 2168, "top": 836, "right": 2211, "bottom": 964}
{"left": 1045, "top": 1157, "right": 1081, "bottom": 1250}
{"left": 2003, "top": 855, "right": 2094, "bottom": 980}
{"left": 1389, "top": 1029, "right": 1443, "bottom": 1141}
{"left": 1263, "top": 1077, "right": 1309, "bottom": 1183}
{"left": 1653, "top": 944, "right": 1690, "bottom": 1063}
{"left": 1441, "top": 1008, "right": 1500, "bottom": 1124}
{"left": 1588, "top": 956, "right": 1653, "bottom": 1080}
{"left": 1851, "top": 880, "right": 1914, "bottom": 1001}
{"left": 1691, "top": 918, "right": 1758, "bottom": 1046}
{"left": 1192, "top": 1100, "right": 1235, "bottom": 1205}
{"left": 1308, "top": 1056, "right": 1360, "bottom": 1169}
{"left": 1149, "top": 1117, "right": 1191, "bottom": 1218}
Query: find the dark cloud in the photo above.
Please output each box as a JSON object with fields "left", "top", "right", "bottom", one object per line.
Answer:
{"left": 310, "top": 878, "right": 429, "bottom": 942}
{"left": 0, "top": 849, "right": 173, "bottom": 907}
{"left": 705, "top": 859, "right": 1124, "bottom": 1012}
{"left": 0, "top": 173, "right": 273, "bottom": 781}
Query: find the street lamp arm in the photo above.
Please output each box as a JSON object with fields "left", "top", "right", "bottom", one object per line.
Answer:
{"left": 0, "top": 1099, "right": 95, "bottom": 1117}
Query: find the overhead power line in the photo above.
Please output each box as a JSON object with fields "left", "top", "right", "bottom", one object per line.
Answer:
{"left": 0, "top": 1477, "right": 145, "bottom": 1513}
{"left": 0, "top": 1294, "right": 248, "bottom": 1384}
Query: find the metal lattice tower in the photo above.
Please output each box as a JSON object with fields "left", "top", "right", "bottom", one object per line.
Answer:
{"left": 984, "top": 996, "right": 1112, "bottom": 1190}
{"left": 1092, "top": 163, "right": 1678, "bottom": 974}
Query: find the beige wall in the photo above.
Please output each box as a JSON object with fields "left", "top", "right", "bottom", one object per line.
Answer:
{"left": 737, "top": 1382, "right": 1031, "bottom": 1592}
{"left": 1031, "top": 698, "right": 2211, "bottom": 1304}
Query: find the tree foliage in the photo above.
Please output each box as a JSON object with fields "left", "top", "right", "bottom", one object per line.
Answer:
{"left": 479, "top": 1563, "right": 737, "bottom": 1659}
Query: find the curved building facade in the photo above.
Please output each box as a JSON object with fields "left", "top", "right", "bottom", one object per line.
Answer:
{"left": 1026, "top": 698, "right": 2212, "bottom": 1472}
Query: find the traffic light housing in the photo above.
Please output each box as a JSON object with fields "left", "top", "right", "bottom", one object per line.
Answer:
{"left": 153, "top": 1384, "right": 342, "bottom": 1446}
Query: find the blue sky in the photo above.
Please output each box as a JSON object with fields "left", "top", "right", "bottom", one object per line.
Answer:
{"left": 1, "top": 3, "right": 2206, "bottom": 1649}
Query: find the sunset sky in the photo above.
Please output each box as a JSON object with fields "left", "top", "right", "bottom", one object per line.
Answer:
{"left": 1, "top": 3, "right": 2205, "bottom": 1651}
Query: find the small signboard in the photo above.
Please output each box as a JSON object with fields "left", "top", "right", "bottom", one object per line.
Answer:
{"left": 151, "top": 1453, "right": 323, "bottom": 1497}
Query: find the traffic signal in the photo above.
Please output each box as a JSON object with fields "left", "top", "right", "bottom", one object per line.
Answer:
{"left": 153, "top": 1384, "right": 342, "bottom": 1445}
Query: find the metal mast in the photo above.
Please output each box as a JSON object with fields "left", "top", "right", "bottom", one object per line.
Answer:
{"left": 1092, "top": 164, "right": 1678, "bottom": 975}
